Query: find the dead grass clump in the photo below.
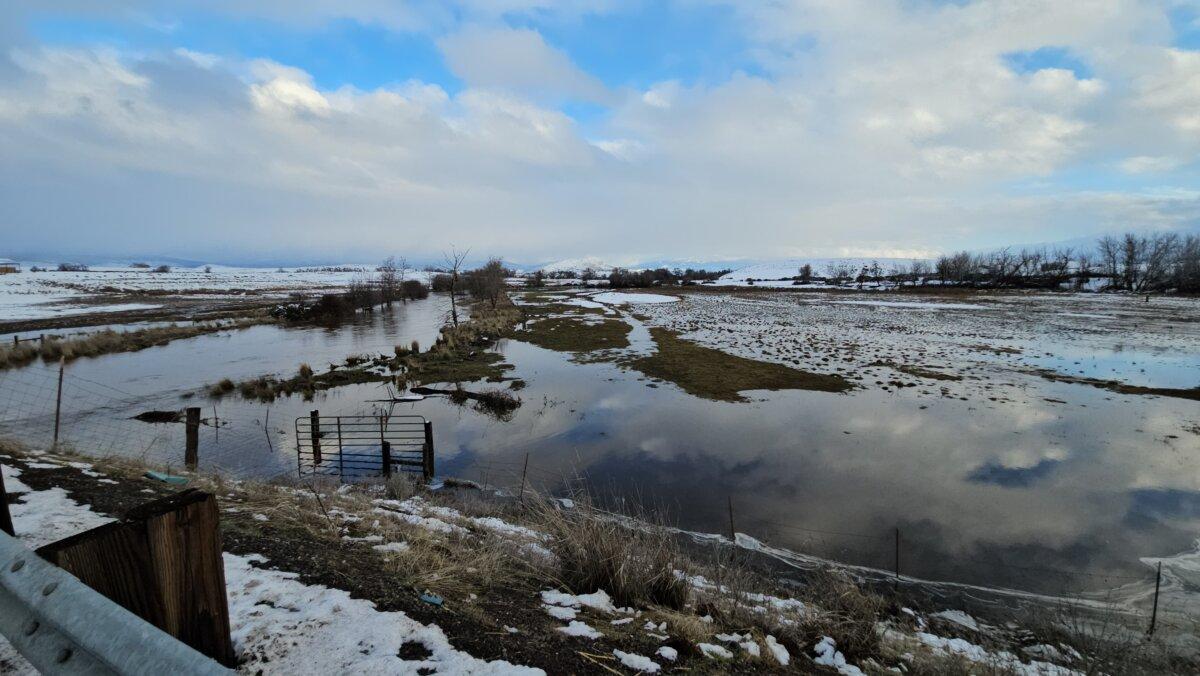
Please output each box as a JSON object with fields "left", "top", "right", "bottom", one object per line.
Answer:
{"left": 0, "top": 342, "right": 38, "bottom": 368}
{"left": 793, "top": 569, "right": 886, "bottom": 662}
{"left": 1022, "top": 598, "right": 1185, "bottom": 675}
{"left": 472, "top": 389, "right": 520, "bottom": 419}
{"left": 237, "top": 376, "right": 279, "bottom": 402}
{"left": 209, "top": 378, "right": 235, "bottom": 396}
{"left": 297, "top": 363, "right": 314, "bottom": 380}
{"left": 531, "top": 498, "right": 690, "bottom": 610}
{"left": 2, "top": 319, "right": 268, "bottom": 370}
{"left": 384, "top": 474, "right": 420, "bottom": 502}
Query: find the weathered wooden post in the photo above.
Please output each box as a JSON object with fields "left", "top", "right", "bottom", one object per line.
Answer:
{"left": 1148, "top": 561, "right": 1162, "bottom": 636}
{"left": 336, "top": 416, "right": 344, "bottom": 477}
{"left": 894, "top": 527, "right": 901, "bottom": 591}
{"left": 727, "top": 496, "right": 736, "bottom": 542}
{"left": 309, "top": 410, "right": 322, "bottom": 465}
{"left": 36, "top": 489, "right": 235, "bottom": 666}
{"left": 422, "top": 420, "right": 435, "bottom": 481}
{"left": 379, "top": 415, "right": 392, "bottom": 478}
{"left": 185, "top": 407, "right": 201, "bottom": 469}
{"left": 0, "top": 462, "right": 13, "bottom": 536}
{"left": 52, "top": 356, "right": 64, "bottom": 450}
{"left": 519, "top": 452, "right": 529, "bottom": 503}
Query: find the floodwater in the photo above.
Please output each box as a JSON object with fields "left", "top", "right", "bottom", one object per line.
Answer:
{"left": 1, "top": 289, "right": 1198, "bottom": 616}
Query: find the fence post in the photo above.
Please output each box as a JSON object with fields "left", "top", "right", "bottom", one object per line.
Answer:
{"left": 379, "top": 416, "right": 391, "bottom": 478}
{"left": 1148, "top": 561, "right": 1162, "bottom": 636}
{"left": 381, "top": 442, "right": 393, "bottom": 478}
{"left": 894, "top": 527, "right": 901, "bottom": 591}
{"left": 36, "top": 489, "right": 235, "bottom": 666}
{"left": 336, "top": 417, "right": 344, "bottom": 478}
{"left": 519, "top": 452, "right": 530, "bottom": 503}
{"left": 0, "top": 462, "right": 13, "bottom": 536}
{"left": 184, "top": 407, "right": 201, "bottom": 469}
{"left": 727, "top": 496, "right": 736, "bottom": 542}
{"left": 310, "top": 410, "right": 322, "bottom": 465}
{"left": 52, "top": 357, "right": 64, "bottom": 450}
{"left": 422, "top": 420, "right": 435, "bottom": 481}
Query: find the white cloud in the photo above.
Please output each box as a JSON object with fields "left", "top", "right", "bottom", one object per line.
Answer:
{"left": 1119, "top": 155, "right": 1184, "bottom": 174}
{"left": 438, "top": 26, "right": 611, "bottom": 103}
{"left": 0, "top": 1, "right": 1198, "bottom": 263}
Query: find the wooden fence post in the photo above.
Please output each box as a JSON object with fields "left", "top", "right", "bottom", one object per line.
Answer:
{"left": 36, "top": 490, "right": 235, "bottom": 666}
{"left": 1148, "top": 561, "right": 1162, "bottom": 636}
{"left": 0, "top": 462, "right": 13, "bottom": 536}
{"left": 310, "top": 410, "right": 322, "bottom": 465}
{"left": 422, "top": 420, "right": 435, "bottom": 481}
{"left": 185, "top": 407, "right": 201, "bottom": 469}
{"left": 336, "top": 416, "right": 344, "bottom": 477}
{"left": 727, "top": 496, "right": 736, "bottom": 542}
{"left": 379, "top": 416, "right": 391, "bottom": 478}
{"left": 52, "top": 357, "right": 65, "bottom": 450}
{"left": 894, "top": 527, "right": 901, "bottom": 591}
{"left": 519, "top": 452, "right": 529, "bottom": 503}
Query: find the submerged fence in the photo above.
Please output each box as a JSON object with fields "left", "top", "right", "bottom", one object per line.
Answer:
{"left": 0, "top": 361, "right": 405, "bottom": 479}
{"left": 1, "top": 359, "right": 1194, "bottom": 641}
{"left": 458, "top": 455, "right": 1197, "bottom": 641}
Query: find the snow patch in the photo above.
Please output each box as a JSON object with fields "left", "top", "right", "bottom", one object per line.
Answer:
{"left": 613, "top": 649, "right": 660, "bottom": 673}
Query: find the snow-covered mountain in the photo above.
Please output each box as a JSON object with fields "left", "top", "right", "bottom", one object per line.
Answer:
{"left": 535, "top": 257, "right": 617, "bottom": 274}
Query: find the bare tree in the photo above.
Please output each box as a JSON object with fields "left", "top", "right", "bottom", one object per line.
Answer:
{"left": 1096, "top": 235, "right": 1121, "bottom": 288}
{"left": 378, "top": 256, "right": 399, "bottom": 305}
{"left": 798, "top": 263, "right": 813, "bottom": 283}
{"left": 466, "top": 258, "right": 508, "bottom": 309}
{"left": 442, "top": 247, "right": 470, "bottom": 327}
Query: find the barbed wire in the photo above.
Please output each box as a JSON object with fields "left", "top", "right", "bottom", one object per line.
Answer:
{"left": 0, "top": 365, "right": 1172, "bottom": 604}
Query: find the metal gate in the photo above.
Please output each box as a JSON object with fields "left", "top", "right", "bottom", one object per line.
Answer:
{"left": 296, "top": 413, "right": 434, "bottom": 481}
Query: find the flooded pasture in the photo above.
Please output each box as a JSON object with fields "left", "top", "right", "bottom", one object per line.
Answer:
{"left": 1, "top": 288, "right": 1198, "bottom": 619}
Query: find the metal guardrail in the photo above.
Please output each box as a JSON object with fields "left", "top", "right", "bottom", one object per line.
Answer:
{"left": 296, "top": 413, "right": 434, "bottom": 481}
{"left": 0, "top": 529, "right": 232, "bottom": 675}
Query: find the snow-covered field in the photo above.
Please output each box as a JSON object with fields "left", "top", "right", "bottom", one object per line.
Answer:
{"left": 0, "top": 266, "right": 433, "bottom": 322}
{"left": 629, "top": 288, "right": 1200, "bottom": 394}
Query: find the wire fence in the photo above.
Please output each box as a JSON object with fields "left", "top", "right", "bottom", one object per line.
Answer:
{"left": 1, "top": 362, "right": 1193, "bottom": 639}
{"left": 450, "top": 455, "right": 1196, "bottom": 639}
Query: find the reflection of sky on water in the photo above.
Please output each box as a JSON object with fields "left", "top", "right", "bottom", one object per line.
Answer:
{"left": 431, "top": 340, "right": 1200, "bottom": 595}
{"left": 0, "top": 293, "right": 1197, "bottom": 598}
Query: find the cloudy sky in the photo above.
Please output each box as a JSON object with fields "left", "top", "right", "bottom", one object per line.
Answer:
{"left": 1, "top": 1, "right": 1199, "bottom": 265}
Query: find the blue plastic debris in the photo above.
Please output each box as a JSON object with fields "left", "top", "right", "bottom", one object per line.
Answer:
{"left": 419, "top": 591, "right": 444, "bottom": 607}
{"left": 144, "top": 470, "right": 188, "bottom": 485}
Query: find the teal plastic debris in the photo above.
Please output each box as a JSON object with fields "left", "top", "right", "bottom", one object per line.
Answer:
{"left": 144, "top": 470, "right": 188, "bottom": 485}
{"left": 419, "top": 591, "right": 444, "bottom": 607}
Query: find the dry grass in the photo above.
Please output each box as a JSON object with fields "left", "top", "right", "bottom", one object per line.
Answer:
{"left": 792, "top": 569, "right": 886, "bottom": 661}
{"left": 528, "top": 497, "right": 691, "bottom": 610}
{"left": 0, "top": 317, "right": 268, "bottom": 369}
{"left": 625, "top": 327, "right": 854, "bottom": 402}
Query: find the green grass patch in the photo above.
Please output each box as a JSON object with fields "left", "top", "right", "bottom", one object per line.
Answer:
{"left": 626, "top": 328, "right": 853, "bottom": 402}
{"left": 517, "top": 317, "right": 631, "bottom": 353}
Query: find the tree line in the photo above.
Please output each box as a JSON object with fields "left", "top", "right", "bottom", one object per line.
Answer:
{"left": 758, "top": 232, "right": 1200, "bottom": 293}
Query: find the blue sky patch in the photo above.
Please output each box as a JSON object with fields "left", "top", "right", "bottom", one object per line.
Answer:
{"left": 1002, "top": 46, "right": 1092, "bottom": 78}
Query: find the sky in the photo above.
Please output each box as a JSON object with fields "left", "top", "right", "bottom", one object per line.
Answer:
{"left": 1, "top": 1, "right": 1199, "bottom": 265}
